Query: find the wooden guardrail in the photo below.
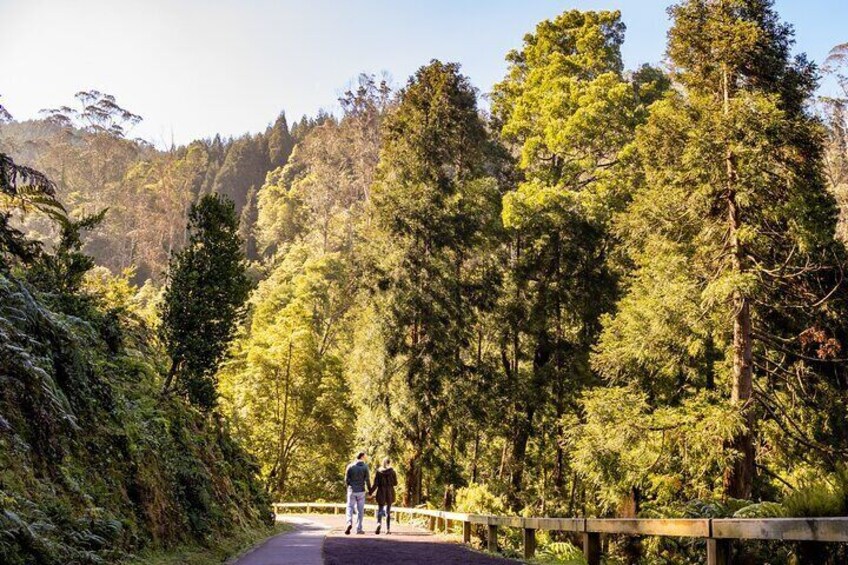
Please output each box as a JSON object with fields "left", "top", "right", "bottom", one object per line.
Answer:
{"left": 273, "top": 502, "right": 848, "bottom": 564}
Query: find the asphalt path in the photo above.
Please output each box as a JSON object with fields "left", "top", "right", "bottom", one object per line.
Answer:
{"left": 235, "top": 513, "right": 523, "bottom": 565}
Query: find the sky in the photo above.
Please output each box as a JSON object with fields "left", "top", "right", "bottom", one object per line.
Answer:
{"left": 1, "top": 0, "right": 847, "bottom": 146}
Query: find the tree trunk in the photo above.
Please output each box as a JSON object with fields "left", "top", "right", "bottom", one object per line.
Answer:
{"left": 404, "top": 441, "right": 424, "bottom": 506}
{"left": 471, "top": 429, "right": 480, "bottom": 483}
{"left": 509, "top": 407, "right": 534, "bottom": 509}
{"left": 620, "top": 487, "right": 643, "bottom": 562}
{"left": 722, "top": 62, "right": 755, "bottom": 500}
{"left": 553, "top": 381, "right": 565, "bottom": 494}
{"left": 162, "top": 361, "right": 178, "bottom": 393}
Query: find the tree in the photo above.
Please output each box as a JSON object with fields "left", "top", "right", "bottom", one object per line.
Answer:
{"left": 491, "top": 9, "right": 647, "bottom": 506}
{"left": 822, "top": 43, "right": 848, "bottom": 242}
{"left": 218, "top": 242, "right": 356, "bottom": 499}
{"left": 220, "top": 78, "right": 392, "bottom": 499}
{"left": 161, "top": 194, "right": 251, "bottom": 409}
{"left": 257, "top": 75, "right": 391, "bottom": 258}
{"left": 41, "top": 90, "right": 142, "bottom": 138}
{"left": 267, "top": 112, "right": 294, "bottom": 170}
{"left": 372, "top": 60, "right": 497, "bottom": 505}
{"left": 597, "top": 0, "right": 847, "bottom": 501}
{"left": 0, "top": 151, "right": 61, "bottom": 268}
{"left": 29, "top": 91, "right": 147, "bottom": 273}
{"left": 212, "top": 134, "right": 270, "bottom": 212}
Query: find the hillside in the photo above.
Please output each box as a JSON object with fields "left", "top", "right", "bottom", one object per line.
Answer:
{"left": 0, "top": 149, "right": 270, "bottom": 563}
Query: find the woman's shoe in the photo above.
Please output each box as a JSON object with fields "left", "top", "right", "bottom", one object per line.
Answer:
{"left": 375, "top": 524, "right": 381, "bottom": 534}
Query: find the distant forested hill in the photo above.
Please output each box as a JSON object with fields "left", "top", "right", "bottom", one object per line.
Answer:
{"left": 0, "top": 93, "right": 305, "bottom": 281}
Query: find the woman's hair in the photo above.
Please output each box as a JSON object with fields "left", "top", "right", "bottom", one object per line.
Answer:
{"left": 381, "top": 457, "right": 391, "bottom": 468}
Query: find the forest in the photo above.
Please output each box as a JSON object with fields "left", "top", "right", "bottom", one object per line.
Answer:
{"left": 3, "top": 1, "right": 848, "bottom": 563}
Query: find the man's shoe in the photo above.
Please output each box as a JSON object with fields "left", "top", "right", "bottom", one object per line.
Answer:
{"left": 345, "top": 525, "right": 352, "bottom": 535}
{"left": 375, "top": 524, "right": 381, "bottom": 535}
{"left": 356, "top": 530, "right": 365, "bottom": 535}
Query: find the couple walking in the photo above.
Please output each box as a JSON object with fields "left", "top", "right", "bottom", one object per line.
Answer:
{"left": 344, "top": 452, "right": 397, "bottom": 535}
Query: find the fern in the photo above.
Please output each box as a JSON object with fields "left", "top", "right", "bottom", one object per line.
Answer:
{"left": 538, "top": 541, "right": 589, "bottom": 565}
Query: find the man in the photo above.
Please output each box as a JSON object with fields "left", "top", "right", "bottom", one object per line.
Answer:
{"left": 344, "top": 452, "right": 371, "bottom": 535}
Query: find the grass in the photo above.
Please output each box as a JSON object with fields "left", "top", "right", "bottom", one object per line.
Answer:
{"left": 126, "top": 523, "right": 293, "bottom": 565}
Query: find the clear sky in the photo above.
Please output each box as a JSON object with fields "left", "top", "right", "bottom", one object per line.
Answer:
{"left": 1, "top": 0, "right": 846, "bottom": 146}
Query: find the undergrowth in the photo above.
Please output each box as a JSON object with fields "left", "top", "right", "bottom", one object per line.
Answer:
{"left": 0, "top": 271, "right": 271, "bottom": 564}
{"left": 127, "top": 522, "right": 291, "bottom": 565}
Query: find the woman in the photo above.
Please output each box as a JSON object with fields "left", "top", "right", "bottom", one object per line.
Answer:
{"left": 369, "top": 457, "right": 397, "bottom": 534}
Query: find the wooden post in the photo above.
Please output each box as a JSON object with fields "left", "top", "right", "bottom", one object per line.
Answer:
{"left": 437, "top": 516, "right": 444, "bottom": 531}
{"left": 306, "top": 504, "right": 311, "bottom": 514}
{"left": 583, "top": 532, "right": 601, "bottom": 565}
{"left": 488, "top": 524, "right": 498, "bottom": 553}
{"left": 462, "top": 521, "right": 472, "bottom": 543}
{"left": 523, "top": 528, "right": 537, "bottom": 559}
{"left": 429, "top": 516, "right": 437, "bottom": 531}
{"left": 707, "top": 539, "right": 730, "bottom": 565}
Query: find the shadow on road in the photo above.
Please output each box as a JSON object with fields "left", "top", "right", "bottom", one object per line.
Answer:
{"left": 324, "top": 533, "right": 523, "bottom": 565}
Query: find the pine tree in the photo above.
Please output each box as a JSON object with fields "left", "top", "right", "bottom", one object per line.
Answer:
{"left": 240, "top": 185, "right": 259, "bottom": 260}
{"left": 372, "top": 60, "right": 496, "bottom": 505}
{"left": 597, "top": 0, "right": 846, "bottom": 500}
{"left": 161, "top": 194, "right": 251, "bottom": 409}
{"left": 267, "top": 112, "right": 294, "bottom": 170}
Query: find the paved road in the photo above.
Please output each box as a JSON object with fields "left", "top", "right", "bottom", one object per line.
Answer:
{"left": 235, "top": 513, "right": 522, "bottom": 565}
{"left": 235, "top": 516, "right": 329, "bottom": 565}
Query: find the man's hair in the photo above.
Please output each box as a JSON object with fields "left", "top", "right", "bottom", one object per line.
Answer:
{"left": 357, "top": 451, "right": 366, "bottom": 460}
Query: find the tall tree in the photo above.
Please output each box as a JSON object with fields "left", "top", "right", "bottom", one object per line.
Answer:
{"left": 597, "top": 0, "right": 847, "bottom": 501}
{"left": 161, "top": 194, "right": 251, "bottom": 409}
{"left": 372, "top": 60, "right": 496, "bottom": 505}
{"left": 220, "top": 75, "right": 391, "bottom": 500}
{"left": 267, "top": 112, "right": 294, "bottom": 170}
{"left": 491, "top": 10, "right": 646, "bottom": 505}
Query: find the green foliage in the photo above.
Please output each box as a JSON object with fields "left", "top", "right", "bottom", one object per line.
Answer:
{"left": 0, "top": 151, "right": 62, "bottom": 268}
{"left": 491, "top": 7, "right": 653, "bottom": 508}
{"left": 127, "top": 523, "right": 291, "bottom": 565}
{"left": 781, "top": 468, "right": 848, "bottom": 517}
{"left": 0, "top": 266, "right": 269, "bottom": 564}
{"left": 537, "top": 541, "right": 588, "bottom": 565}
{"left": 6, "top": 6, "right": 848, "bottom": 564}
{"left": 372, "top": 59, "right": 499, "bottom": 504}
{"left": 220, "top": 76, "right": 389, "bottom": 502}
{"left": 1, "top": 92, "right": 294, "bottom": 282}
{"left": 161, "top": 194, "right": 251, "bottom": 409}
{"left": 566, "top": 387, "right": 743, "bottom": 514}
{"left": 596, "top": 0, "right": 848, "bottom": 506}
{"left": 0, "top": 152, "right": 270, "bottom": 562}
{"left": 454, "top": 484, "right": 508, "bottom": 515}
{"left": 27, "top": 210, "right": 106, "bottom": 300}
{"left": 733, "top": 501, "right": 787, "bottom": 518}
{"left": 219, "top": 242, "right": 356, "bottom": 500}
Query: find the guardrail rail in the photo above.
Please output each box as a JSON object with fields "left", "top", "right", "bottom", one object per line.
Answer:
{"left": 273, "top": 502, "right": 848, "bottom": 564}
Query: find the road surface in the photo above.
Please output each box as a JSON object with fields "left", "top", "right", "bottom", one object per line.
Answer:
{"left": 234, "top": 513, "right": 522, "bottom": 565}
